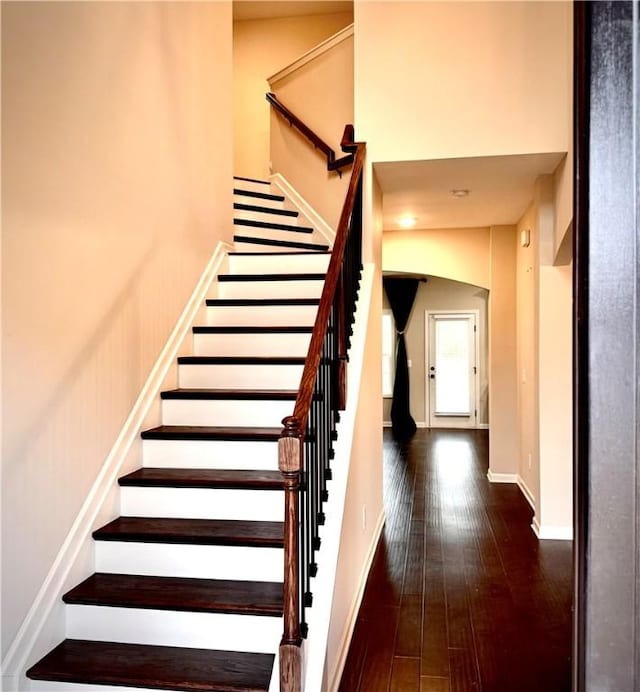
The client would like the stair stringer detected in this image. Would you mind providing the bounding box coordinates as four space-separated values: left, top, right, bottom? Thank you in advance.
269 173 335 247
1 241 233 692
297 264 386 692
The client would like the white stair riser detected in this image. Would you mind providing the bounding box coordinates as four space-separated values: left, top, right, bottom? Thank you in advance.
234 209 299 224
142 439 278 470
227 253 329 275
233 192 283 210
95 542 283 582
179 363 303 390
217 280 323 300
233 179 273 194
206 304 317 327
120 486 283 521
65 605 281 654
193 332 311 357
233 241 319 254
161 398 293 427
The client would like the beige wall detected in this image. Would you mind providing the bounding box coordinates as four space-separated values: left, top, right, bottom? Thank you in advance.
489 226 519 476
355 1 571 164
233 12 353 179
1 1 233 655
516 202 540 502
383 227 491 289
516 176 573 532
269 31 353 229
383 278 489 427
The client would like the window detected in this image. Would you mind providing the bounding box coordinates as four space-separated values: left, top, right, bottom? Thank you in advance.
382 310 395 397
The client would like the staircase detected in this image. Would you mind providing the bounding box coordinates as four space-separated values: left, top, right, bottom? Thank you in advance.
26 177 332 692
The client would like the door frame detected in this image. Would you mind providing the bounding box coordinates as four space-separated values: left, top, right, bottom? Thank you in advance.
574 2 640 689
425 309 480 429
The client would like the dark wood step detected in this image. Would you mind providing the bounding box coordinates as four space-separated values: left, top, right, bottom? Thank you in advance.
234 202 298 218
206 298 319 307
234 218 313 234
63 573 284 616
228 251 330 256
233 175 270 186
218 273 324 282
160 388 298 401
193 325 313 334
27 639 274 691
234 188 284 202
93 517 284 548
177 356 306 366
141 425 281 442
233 234 329 252
119 468 285 490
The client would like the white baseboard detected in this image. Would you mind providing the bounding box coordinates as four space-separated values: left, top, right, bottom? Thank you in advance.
269 173 334 245
327 510 385 692
477 423 490 430
383 421 392 427
1 241 232 686
487 470 519 483
532 520 573 541
517 476 536 512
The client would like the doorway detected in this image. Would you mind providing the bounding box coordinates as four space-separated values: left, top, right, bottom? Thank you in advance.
426 311 479 428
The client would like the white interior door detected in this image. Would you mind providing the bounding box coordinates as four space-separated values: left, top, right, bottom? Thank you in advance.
427 312 478 428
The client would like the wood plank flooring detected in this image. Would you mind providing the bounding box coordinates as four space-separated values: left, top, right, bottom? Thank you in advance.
338 429 572 692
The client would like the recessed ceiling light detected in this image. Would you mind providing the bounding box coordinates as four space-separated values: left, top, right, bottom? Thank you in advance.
397 215 418 228
451 188 470 198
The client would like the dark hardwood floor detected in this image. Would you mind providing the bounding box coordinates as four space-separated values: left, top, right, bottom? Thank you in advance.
338 429 572 692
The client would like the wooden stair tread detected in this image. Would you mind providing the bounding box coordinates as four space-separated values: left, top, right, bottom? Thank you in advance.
206 298 319 306
63 573 284 616
177 356 306 365
228 251 330 256
160 388 298 400
93 517 284 547
234 202 298 218
141 425 281 441
233 175 270 186
193 325 313 334
233 187 284 202
233 218 313 234
218 273 324 282
27 639 274 691
119 467 284 489
233 235 329 251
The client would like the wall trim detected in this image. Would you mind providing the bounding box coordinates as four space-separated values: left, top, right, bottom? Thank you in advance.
477 423 490 430
532 519 573 541
327 510 385 692
517 476 536 512
1 241 232 685
487 470 519 483
270 173 334 245
268 24 354 86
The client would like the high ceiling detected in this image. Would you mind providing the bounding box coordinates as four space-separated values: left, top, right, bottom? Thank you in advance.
376 153 565 231
233 1 353 21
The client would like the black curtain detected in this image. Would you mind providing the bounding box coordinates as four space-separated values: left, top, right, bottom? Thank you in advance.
383 278 420 440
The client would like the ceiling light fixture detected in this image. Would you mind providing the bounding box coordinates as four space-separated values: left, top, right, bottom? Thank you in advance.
451 188 470 198
397 215 418 229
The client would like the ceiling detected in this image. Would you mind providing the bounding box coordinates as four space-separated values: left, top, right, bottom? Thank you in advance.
376 153 565 231
233 1 353 21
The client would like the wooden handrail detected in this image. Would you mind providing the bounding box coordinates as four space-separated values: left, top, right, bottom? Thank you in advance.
266 92 355 172
289 140 365 432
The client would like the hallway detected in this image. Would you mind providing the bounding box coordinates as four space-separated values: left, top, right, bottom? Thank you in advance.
338 429 572 692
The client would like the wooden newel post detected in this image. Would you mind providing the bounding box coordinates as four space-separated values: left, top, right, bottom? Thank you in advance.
279 416 303 692
337 272 348 411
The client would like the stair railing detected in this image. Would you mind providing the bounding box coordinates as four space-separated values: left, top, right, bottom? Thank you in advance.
267 93 365 692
